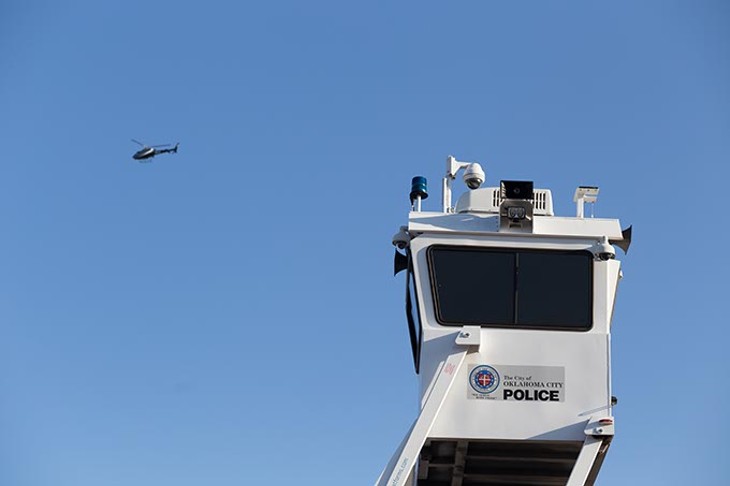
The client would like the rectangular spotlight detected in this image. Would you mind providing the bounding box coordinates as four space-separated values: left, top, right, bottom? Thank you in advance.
501 180 534 200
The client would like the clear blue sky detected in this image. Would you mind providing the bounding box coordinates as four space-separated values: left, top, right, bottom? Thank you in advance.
1 1 728 485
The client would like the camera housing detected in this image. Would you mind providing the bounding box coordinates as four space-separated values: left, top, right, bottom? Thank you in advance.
595 236 616 261
391 226 411 249
463 163 485 190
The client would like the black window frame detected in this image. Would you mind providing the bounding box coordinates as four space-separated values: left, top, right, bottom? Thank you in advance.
405 249 422 373
427 245 594 331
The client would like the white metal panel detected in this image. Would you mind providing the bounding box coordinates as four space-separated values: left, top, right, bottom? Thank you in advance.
409 211 500 234
455 186 555 216
408 211 624 240
409 233 620 443
532 216 623 239
427 332 609 440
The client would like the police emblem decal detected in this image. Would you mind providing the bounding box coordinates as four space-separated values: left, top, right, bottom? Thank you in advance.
469 365 500 394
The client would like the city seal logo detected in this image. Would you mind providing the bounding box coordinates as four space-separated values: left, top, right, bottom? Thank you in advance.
469 365 500 394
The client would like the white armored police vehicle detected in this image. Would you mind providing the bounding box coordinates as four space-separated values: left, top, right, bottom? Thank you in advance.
377 156 631 486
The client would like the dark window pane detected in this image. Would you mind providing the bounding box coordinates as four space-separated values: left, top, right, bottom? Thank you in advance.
428 246 593 330
516 252 592 328
430 248 515 325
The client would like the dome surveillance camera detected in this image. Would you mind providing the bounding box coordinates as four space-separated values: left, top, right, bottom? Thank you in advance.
463 163 485 190
391 226 411 249
595 237 615 261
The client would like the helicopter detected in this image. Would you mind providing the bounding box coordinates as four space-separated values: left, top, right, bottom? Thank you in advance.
131 139 179 161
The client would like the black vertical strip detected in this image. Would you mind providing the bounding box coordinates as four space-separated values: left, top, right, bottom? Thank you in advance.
412 267 421 375
405 252 420 374
514 252 520 324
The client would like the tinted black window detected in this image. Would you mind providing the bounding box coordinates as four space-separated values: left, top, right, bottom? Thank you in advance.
428 247 592 330
429 248 515 325
516 251 592 328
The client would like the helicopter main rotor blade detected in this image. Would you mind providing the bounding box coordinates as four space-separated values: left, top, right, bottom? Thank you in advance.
131 139 145 147
150 144 171 148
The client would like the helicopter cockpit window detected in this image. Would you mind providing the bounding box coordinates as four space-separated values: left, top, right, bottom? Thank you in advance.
428 246 592 330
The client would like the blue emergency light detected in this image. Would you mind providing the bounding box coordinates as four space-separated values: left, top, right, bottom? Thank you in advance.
410 176 428 203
